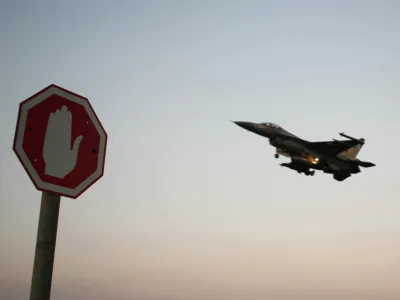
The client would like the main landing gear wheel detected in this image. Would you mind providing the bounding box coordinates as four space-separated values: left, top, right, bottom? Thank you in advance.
274 153 279 158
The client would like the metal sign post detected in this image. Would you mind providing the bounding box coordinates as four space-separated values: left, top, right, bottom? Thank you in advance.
30 192 60 300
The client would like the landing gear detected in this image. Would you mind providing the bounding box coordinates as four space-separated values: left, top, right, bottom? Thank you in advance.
274 153 279 158
304 170 315 176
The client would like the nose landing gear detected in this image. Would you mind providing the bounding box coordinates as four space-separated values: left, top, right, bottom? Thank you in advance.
274 153 279 159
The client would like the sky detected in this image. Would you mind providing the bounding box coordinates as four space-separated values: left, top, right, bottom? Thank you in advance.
1 0 400 299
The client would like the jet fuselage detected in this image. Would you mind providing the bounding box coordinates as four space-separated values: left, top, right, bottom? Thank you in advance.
232 121 373 181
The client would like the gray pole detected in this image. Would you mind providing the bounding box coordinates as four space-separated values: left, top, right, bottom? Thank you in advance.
29 192 61 300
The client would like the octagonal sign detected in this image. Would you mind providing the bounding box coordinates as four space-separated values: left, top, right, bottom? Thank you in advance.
13 84 108 199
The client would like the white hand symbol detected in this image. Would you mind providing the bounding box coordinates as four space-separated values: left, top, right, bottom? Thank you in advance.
43 105 83 179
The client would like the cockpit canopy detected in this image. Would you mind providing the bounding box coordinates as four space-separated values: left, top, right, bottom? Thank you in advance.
260 122 281 129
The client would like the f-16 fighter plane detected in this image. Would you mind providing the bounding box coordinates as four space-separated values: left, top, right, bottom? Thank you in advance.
232 121 375 181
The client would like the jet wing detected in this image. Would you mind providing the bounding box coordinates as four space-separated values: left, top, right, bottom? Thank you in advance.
308 139 361 156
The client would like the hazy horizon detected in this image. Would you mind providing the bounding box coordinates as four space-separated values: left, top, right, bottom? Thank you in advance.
1 1 400 299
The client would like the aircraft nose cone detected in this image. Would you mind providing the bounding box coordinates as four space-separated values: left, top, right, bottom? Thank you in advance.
232 121 254 131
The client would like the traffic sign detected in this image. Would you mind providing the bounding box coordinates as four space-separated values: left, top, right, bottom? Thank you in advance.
13 84 107 199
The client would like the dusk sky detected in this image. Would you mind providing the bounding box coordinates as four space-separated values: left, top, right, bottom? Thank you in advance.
1 1 400 299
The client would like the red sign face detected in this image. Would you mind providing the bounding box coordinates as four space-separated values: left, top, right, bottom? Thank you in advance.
13 84 107 199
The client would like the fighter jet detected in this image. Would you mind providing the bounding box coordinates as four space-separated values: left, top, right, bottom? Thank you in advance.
232 121 375 181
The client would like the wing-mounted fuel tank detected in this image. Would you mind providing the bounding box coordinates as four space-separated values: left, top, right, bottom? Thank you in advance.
276 148 290 157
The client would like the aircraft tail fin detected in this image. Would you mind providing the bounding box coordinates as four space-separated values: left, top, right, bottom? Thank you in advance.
337 142 364 160
336 132 365 160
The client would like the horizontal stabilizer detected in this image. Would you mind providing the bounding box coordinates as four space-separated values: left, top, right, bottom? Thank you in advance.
356 160 376 168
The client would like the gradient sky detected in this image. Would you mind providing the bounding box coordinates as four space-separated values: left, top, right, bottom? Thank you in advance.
1 1 400 299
